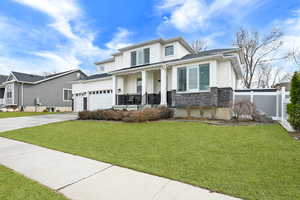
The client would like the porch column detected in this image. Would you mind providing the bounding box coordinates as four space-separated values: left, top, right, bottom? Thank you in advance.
112 75 117 106
160 65 167 106
142 71 147 105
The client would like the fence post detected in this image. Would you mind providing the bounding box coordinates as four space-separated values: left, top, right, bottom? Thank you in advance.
250 91 254 103
281 87 286 122
276 90 279 119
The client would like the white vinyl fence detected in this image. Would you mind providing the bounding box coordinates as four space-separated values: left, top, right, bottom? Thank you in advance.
233 87 294 132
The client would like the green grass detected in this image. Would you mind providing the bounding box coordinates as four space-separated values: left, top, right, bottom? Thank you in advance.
0 112 62 119
0 165 67 200
1 121 299 200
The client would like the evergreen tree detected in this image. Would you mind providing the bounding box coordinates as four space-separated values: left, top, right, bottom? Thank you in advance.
287 72 300 131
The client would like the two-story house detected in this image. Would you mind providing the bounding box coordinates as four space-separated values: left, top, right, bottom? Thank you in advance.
72 37 244 120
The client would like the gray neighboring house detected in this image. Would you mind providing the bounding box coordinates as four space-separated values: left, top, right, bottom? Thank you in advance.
0 75 8 106
2 70 86 112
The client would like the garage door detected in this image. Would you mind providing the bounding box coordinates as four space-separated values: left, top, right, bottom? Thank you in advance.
89 90 113 110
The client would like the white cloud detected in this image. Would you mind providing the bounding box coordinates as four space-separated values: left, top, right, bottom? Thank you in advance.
105 28 133 51
157 0 262 33
0 0 132 75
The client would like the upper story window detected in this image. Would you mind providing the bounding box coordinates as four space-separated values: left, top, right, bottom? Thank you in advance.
177 64 210 92
131 48 150 66
98 66 105 73
63 89 72 101
165 45 174 56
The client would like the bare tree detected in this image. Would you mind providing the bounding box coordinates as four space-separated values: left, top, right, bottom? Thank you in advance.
289 47 300 68
256 64 282 88
190 40 208 53
233 28 285 88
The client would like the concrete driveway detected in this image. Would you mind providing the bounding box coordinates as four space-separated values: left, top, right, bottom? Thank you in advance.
0 113 77 132
0 137 241 200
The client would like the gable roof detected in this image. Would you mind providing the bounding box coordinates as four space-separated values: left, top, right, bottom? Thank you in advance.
0 75 8 85
12 71 45 83
5 69 85 84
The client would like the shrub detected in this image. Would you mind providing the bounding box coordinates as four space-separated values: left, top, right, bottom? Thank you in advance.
233 100 256 121
287 72 300 131
78 107 173 122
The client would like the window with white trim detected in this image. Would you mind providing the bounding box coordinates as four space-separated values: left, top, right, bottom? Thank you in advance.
177 64 210 92
131 48 150 66
63 89 72 101
165 45 174 56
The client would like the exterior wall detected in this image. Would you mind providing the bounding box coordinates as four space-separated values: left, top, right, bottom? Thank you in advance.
96 61 115 74
217 60 237 89
72 78 112 94
123 73 140 94
173 87 233 108
23 106 72 112
96 41 191 73
22 72 85 107
161 41 190 62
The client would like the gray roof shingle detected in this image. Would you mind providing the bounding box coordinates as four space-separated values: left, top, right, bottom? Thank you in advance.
0 75 8 85
12 71 45 82
82 73 112 81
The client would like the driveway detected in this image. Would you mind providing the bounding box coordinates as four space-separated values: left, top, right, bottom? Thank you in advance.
0 137 241 200
0 113 77 132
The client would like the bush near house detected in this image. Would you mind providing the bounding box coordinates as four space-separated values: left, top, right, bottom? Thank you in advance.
78 107 173 122
287 72 300 131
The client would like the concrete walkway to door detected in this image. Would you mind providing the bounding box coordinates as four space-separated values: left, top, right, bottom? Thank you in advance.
0 113 77 132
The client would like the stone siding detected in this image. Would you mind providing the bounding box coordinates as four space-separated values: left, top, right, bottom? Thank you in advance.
174 87 233 108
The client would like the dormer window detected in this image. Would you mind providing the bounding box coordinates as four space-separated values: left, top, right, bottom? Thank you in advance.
165 45 174 56
131 48 150 66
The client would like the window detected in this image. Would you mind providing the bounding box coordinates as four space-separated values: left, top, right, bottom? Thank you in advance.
131 48 150 66
98 66 105 72
177 64 210 92
63 89 72 101
165 45 174 56
7 91 12 99
137 78 142 94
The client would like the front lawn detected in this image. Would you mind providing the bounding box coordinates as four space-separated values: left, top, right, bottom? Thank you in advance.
0 165 67 200
0 121 299 200
0 112 61 119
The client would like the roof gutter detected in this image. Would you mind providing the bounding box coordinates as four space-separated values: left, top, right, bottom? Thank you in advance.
71 76 112 84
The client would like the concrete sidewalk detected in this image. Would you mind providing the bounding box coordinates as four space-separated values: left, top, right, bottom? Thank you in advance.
0 113 77 132
0 137 241 200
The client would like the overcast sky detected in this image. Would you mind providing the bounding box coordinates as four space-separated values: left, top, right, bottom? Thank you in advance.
0 0 299 75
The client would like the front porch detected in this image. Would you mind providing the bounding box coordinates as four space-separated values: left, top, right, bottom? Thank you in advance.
112 66 172 108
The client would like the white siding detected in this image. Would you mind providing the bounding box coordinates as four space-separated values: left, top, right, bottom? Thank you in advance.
217 60 237 89
72 79 112 93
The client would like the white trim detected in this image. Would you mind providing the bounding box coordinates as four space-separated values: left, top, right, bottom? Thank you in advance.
63 88 72 102
176 63 210 93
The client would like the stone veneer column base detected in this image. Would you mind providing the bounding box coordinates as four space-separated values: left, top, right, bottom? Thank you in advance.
174 107 232 121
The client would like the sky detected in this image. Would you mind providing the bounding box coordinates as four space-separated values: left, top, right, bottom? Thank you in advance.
0 0 299 75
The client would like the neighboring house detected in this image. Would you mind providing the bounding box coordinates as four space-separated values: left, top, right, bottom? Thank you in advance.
0 75 8 106
72 37 244 120
274 74 292 91
2 70 86 112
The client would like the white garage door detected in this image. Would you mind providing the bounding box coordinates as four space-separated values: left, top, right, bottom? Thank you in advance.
89 90 112 110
